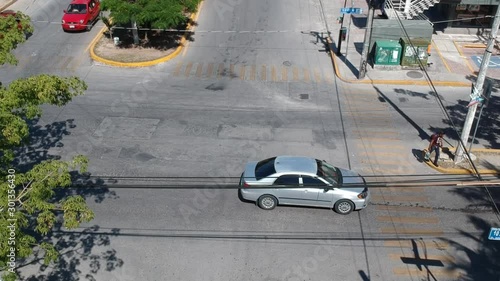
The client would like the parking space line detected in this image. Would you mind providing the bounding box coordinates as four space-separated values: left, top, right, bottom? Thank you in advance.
195 63 203 78
249 65 256 80
261 65 267 81
380 227 443 235
184 62 193 77
384 240 448 249
239 65 246 80
377 216 440 224
206 63 214 78
173 62 183 76
230 64 235 78
271 65 277 81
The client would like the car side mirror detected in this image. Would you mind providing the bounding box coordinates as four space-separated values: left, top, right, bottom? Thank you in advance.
323 187 331 192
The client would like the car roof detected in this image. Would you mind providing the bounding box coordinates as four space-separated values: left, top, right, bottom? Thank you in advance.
274 156 317 174
69 0 90 4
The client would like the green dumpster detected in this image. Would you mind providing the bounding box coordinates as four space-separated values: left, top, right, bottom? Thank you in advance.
373 40 402 65
399 38 430 67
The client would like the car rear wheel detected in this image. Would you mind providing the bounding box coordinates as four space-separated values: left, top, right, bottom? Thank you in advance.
334 199 354 215
258 195 277 210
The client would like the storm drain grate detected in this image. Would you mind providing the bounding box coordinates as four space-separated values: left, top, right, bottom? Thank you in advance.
300 94 309 100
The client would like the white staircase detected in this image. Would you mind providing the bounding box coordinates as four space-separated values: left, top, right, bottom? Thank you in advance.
383 0 440 20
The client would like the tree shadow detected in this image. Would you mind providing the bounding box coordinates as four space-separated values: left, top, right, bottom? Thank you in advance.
12 118 74 173
440 215 500 281
21 225 123 281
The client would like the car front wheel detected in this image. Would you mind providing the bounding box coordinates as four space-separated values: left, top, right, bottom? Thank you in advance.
334 199 354 215
258 195 277 210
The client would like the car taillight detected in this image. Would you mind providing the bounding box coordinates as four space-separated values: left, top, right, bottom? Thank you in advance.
357 192 367 199
243 182 250 187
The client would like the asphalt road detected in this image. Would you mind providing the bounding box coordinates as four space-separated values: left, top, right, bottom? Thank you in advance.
2 0 499 280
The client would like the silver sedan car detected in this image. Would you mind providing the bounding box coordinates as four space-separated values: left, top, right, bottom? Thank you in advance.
239 156 370 215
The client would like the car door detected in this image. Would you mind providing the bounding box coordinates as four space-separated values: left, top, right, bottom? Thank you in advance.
272 175 301 205
88 0 98 20
301 175 327 207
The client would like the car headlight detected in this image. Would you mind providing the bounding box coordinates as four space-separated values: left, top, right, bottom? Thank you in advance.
62 20 65 24
79 20 84 24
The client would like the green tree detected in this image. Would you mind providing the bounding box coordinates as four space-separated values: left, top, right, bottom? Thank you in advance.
1 13 93 281
0 11 34 65
101 0 201 45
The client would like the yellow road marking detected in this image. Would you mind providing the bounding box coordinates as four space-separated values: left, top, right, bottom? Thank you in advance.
313 68 321 83
380 227 443 235
173 62 183 76
393 268 461 277
230 64 235 78
371 195 428 202
384 240 448 249
206 63 214 78
375 205 433 212
432 40 451 73
195 63 203 78
281 66 288 81
453 41 475 73
261 65 267 81
292 67 299 81
388 253 454 262
182 42 189 57
271 65 277 81
217 63 224 79
250 65 256 80
377 216 440 224
184 62 193 77
303 68 310 83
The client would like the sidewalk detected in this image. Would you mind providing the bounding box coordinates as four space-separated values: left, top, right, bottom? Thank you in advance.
322 0 500 88
0 0 15 11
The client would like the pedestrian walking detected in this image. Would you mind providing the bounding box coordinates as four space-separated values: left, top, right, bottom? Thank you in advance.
427 131 444 166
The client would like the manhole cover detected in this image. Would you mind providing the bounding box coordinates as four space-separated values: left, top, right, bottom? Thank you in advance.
407 71 424 79
300 94 309 100
283 61 292 66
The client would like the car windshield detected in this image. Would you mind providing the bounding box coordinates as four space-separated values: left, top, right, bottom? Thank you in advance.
67 4 87 14
316 160 340 185
255 157 277 180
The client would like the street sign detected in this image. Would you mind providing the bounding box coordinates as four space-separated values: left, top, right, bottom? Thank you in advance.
488 227 500 240
340 7 363 14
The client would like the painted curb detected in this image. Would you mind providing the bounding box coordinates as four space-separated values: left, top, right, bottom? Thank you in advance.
328 38 472 87
89 1 203 67
424 147 500 174
0 0 16 11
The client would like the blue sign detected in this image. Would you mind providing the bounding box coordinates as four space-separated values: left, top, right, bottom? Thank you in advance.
340 7 363 14
471 56 500 68
488 227 500 240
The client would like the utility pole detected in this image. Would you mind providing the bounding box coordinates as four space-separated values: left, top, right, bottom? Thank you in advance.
358 0 375 79
455 6 500 164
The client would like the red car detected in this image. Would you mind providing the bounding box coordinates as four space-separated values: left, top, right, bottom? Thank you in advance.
61 0 100 31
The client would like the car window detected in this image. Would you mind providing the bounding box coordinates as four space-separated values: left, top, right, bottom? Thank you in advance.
67 4 87 14
255 157 276 180
302 176 327 187
273 175 299 186
316 160 339 184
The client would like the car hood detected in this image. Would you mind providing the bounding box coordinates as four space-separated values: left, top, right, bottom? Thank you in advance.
62 13 86 22
338 168 366 192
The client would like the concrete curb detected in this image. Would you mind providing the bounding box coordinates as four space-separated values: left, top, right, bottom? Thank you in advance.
327 39 472 87
0 0 16 11
89 1 203 68
424 147 500 174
